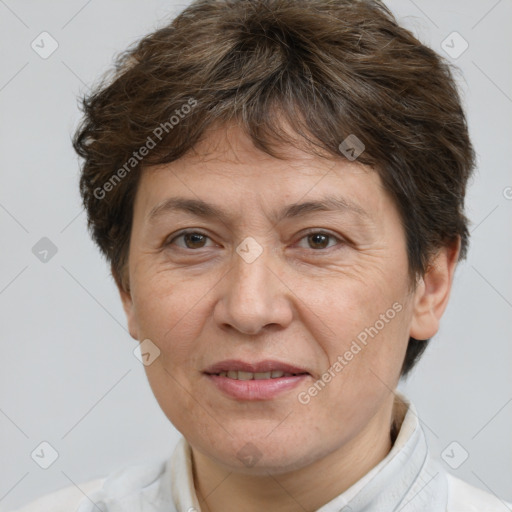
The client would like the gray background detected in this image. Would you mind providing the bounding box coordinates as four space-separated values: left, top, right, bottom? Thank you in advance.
0 0 511 509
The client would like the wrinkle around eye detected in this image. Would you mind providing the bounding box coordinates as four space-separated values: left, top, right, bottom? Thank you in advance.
162 229 351 255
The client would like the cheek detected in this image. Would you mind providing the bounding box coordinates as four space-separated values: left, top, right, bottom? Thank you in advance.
323 276 404 343
130 272 210 433
315 278 411 397
130 269 209 365
300 308 410 449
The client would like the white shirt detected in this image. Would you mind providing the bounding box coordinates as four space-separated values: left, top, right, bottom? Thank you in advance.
11 393 511 512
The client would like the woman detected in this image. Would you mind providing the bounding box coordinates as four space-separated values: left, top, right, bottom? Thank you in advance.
13 0 511 510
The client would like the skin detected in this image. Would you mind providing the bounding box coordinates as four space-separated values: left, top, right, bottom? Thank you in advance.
117 122 459 512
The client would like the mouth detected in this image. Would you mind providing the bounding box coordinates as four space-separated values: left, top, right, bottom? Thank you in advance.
209 370 308 380
203 359 311 400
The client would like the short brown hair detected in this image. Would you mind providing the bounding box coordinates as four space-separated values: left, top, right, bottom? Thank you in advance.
73 0 475 377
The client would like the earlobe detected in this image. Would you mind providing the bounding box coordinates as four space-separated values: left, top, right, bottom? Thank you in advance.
409 238 461 341
112 264 139 341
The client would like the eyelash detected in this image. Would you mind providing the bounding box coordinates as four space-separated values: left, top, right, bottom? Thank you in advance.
165 229 345 252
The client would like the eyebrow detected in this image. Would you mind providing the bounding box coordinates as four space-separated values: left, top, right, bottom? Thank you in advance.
147 195 370 225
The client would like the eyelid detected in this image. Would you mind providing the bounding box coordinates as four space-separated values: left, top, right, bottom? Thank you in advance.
165 229 213 247
165 228 347 251
295 229 346 249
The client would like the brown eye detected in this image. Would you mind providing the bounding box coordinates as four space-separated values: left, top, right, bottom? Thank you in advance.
308 233 330 249
297 231 343 251
167 231 212 249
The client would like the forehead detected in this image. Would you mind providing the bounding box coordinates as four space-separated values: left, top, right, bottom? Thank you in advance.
134 123 394 226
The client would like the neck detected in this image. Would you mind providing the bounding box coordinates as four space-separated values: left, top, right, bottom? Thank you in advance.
192 394 401 512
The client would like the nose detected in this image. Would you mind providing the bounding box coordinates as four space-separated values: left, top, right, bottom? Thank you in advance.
213 243 293 336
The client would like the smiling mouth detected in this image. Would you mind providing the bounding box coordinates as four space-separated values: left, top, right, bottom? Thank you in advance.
210 370 308 380
204 370 310 400
203 359 311 378
203 359 311 400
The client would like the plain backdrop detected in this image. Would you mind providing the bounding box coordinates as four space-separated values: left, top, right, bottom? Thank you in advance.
0 0 511 509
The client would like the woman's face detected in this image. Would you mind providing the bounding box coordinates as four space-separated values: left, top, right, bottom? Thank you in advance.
119 124 432 475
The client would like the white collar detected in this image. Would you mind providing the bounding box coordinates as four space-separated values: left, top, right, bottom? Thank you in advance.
85 392 448 511
167 392 448 512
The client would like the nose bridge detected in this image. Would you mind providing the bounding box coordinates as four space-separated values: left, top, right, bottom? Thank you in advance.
234 236 269 294
216 236 291 334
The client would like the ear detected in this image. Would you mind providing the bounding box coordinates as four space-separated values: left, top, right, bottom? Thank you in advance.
112 264 139 341
409 238 461 340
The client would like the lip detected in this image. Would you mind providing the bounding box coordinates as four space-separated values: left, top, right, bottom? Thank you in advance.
205 373 309 400
203 359 311 401
203 359 310 375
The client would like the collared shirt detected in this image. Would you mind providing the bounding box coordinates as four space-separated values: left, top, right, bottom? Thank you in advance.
12 393 512 512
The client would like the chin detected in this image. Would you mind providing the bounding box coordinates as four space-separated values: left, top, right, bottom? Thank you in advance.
198 434 323 476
